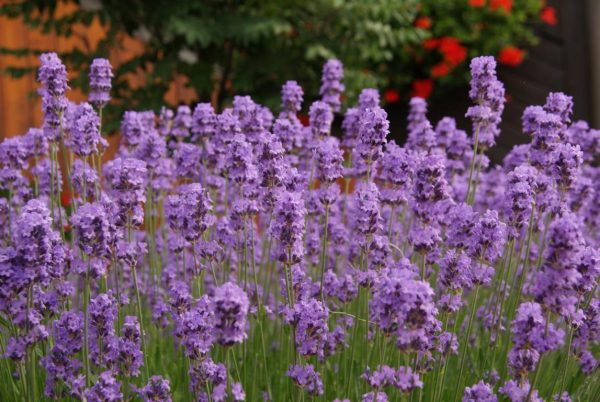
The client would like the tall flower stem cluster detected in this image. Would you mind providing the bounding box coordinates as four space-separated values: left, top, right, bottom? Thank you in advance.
1 52 600 402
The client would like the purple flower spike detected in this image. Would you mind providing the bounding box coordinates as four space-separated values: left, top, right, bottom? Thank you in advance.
68 102 102 157
462 380 497 402
499 380 542 402
83 370 123 402
548 143 583 191
89 58 113 108
412 153 451 222
158 107 174 137
320 59 345 112
71 202 110 258
358 88 380 110
544 92 573 125
104 157 147 226
175 295 216 359
316 136 344 184
0 136 29 169
121 111 145 147
213 282 249 346
39 53 69 141
172 105 193 139
282 80 304 113
467 56 505 150
354 182 381 237
173 143 202 179
309 100 334 138
362 365 422 394
508 302 564 380
468 210 507 264
90 292 117 339
192 103 217 142
134 131 166 170
167 183 213 242
232 382 246 401
138 376 172 402
225 134 257 184
270 190 306 265
13 199 56 283
287 364 324 396
370 268 439 352
379 142 415 206
358 106 390 165
290 298 329 358
38 52 68 98
23 127 49 157
407 97 428 134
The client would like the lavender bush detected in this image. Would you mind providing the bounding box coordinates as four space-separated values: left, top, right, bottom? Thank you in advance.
0 53 599 402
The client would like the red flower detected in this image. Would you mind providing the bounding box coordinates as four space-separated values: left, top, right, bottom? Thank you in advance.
298 114 309 127
431 62 450 78
438 37 467 67
414 16 431 29
422 38 439 50
498 46 524 66
540 6 558 26
468 0 486 6
411 79 434 99
61 190 72 207
384 88 400 104
489 0 513 13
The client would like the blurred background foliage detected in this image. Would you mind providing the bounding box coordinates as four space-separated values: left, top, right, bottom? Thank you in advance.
0 0 551 133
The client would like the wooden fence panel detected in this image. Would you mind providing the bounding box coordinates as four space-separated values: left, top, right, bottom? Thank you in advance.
0 2 195 140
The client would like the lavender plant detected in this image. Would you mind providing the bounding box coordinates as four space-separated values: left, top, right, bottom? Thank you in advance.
1 52 600 402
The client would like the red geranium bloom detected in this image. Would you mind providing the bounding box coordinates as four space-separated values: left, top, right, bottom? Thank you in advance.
298 114 309 127
422 38 439 50
411 79 434 99
414 16 431 29
540 6 558 26
468 0 486 6
384 88 400 104
489 0 513 13
61 190 72 207
438 37 467 67
498 46 524 66
431 62 450 78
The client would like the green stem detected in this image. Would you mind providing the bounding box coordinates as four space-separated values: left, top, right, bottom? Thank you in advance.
250 223 272 398
131 263 150 381
557 321 576 398
488 238 514 369
465 123 481 204
319 204 330 302
467 148 484 205
26 286 36 402
453 285 480 402
83 259 91 387
509 203 537 322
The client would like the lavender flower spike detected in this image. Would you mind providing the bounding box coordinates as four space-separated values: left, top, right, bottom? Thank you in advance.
320 59 345 112
89 58 113 109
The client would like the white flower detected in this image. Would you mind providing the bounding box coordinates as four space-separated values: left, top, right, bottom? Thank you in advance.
178 48 198 65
